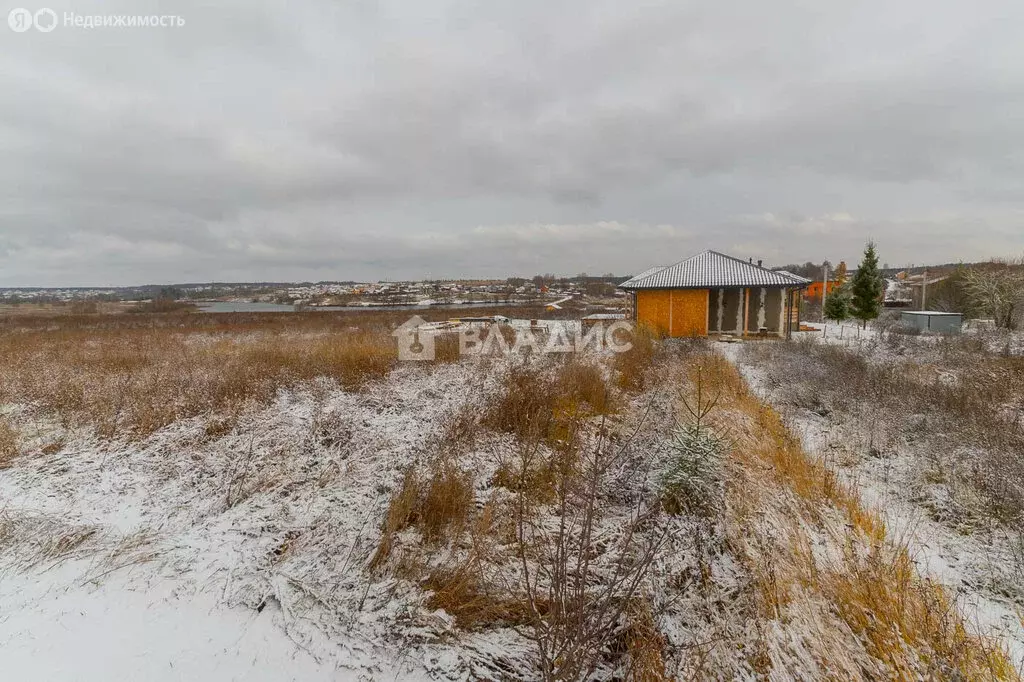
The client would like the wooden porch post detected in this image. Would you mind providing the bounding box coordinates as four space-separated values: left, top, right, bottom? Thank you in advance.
778 288 787 338
743 287 750 337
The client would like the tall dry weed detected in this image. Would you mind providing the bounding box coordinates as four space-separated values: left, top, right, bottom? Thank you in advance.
0 419 19 468
700 355 1016 679
0 327 397 438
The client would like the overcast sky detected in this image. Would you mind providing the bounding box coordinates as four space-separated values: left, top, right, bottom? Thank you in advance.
2 0 1023 286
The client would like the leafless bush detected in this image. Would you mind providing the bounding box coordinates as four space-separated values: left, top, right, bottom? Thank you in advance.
963 260 1024 330
511 413 667 681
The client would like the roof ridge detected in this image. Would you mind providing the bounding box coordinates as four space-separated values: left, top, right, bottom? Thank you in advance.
707 249 778 273
660 250 708 271
618 249 809 290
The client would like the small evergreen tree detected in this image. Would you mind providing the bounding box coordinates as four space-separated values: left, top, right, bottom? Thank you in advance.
823 283 851 321
850 241 884 327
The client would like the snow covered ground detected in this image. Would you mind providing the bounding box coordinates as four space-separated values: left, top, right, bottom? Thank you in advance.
0 362 486 681
0 351 687 681
723 337 1024 669
4 323 1020 680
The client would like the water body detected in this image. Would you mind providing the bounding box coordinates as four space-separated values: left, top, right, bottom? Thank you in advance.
196 300 527 314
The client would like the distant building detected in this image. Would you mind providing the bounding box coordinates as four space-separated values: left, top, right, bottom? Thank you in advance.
884 278 914 307
900 311 963 334
618 251 810 338
581 312 626 333
804 279 839 301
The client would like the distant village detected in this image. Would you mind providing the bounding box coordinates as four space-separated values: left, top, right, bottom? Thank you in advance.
0 274 627 308
0 259 1014 324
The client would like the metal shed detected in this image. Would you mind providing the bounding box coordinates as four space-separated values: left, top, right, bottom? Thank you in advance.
900 311 963 334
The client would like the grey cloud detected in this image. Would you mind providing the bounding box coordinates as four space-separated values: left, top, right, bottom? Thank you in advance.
1 0 1023 286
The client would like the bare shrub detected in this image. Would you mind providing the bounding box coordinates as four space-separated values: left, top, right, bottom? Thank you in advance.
964 260 1024 330
511 417 667 681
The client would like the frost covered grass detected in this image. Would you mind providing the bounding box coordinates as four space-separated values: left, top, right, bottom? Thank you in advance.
698 353 1016 679
1 309 1017 680
0 418 19 468
0 324 398 438
746 335 1024 525
612 323 663 392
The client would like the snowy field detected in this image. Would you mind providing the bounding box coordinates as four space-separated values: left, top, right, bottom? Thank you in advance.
1 313 1020 680
731 324 1024 669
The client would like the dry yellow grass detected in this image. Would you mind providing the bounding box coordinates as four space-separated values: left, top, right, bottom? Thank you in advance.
419 502 537 629
368 467 421 572
698 354 884 540
369 459 477 571
613 323 662 392
482 359 614 443
0 327 397 438
623 602 673 682
0 419 20 468
419 462 475 542
694 354 1018 680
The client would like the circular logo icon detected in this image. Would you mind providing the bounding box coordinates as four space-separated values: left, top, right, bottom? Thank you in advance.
7 7 33 32
34 8 57 32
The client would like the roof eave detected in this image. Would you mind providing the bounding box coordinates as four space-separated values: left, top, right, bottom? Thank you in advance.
621 283 807 291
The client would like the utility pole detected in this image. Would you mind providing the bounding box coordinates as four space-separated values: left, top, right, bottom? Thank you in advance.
821 263 829 321
921 268 928 310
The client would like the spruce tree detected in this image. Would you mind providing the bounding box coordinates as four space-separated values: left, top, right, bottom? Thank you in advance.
850 241 884 327
823 283 850 321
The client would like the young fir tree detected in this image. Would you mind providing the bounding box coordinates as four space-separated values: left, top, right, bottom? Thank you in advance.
850 241 884 327
823 283 851 321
